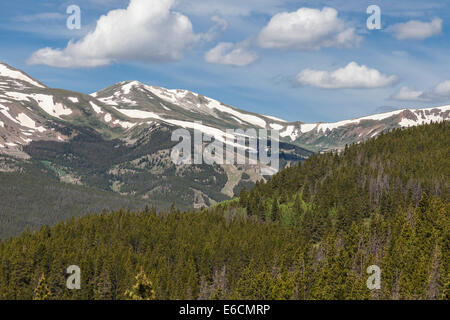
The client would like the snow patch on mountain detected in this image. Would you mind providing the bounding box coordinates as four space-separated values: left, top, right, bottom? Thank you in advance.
399 107 449 127
30 94 72 119
265 115 286 123
280 125 299 140
2 92 73 119
0 63 45 88
299 123 318 134
205 98 266 128
162 119 254 151
98 97 119 106
112 119 135 129
0 107 20 124
90 101 103 114
270 123 284 130
160 103 170 111
114 108 161 119
104 113 112 122
16 113 46 132
146 86 193 106
121 81 141 95
4 92 31 101
5 142 17 147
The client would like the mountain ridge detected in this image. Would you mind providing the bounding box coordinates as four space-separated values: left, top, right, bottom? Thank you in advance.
1 62 449 157
0 62 311 214
0 61 449 208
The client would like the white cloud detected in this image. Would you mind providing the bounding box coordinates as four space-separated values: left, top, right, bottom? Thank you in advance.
392 86 426 101
393 80 450 102
205 42 258 66
257 7 361 50
433 80 450 96
210 16 229 32
27 0 198 67
389 18 442 40
296 62 398 89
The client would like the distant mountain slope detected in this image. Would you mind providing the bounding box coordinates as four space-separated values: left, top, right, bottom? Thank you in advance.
283 106 450 152
0 155 150 239
91 80 283 130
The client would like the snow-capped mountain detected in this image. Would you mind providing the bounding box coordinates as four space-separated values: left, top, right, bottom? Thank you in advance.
0 63 141 157
281 106 450 152
0 63 310 207
90 80 450 152
0 62 449 208
91 80 283 132
1 62 449 158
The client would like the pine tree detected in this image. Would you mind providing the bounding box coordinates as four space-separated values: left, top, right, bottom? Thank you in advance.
33 273 52 300
294 194 303 216
124 267 156 300
239 188 249 209
271 198 279 222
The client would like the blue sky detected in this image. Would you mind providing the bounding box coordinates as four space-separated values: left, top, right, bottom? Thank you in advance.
1 0 450 122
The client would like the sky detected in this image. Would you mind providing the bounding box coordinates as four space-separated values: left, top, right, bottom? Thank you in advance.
1 0 450 123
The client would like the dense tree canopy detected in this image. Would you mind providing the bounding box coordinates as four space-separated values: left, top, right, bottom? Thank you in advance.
0 122 448 300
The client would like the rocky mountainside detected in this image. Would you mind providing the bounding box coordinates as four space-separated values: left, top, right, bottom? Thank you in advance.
0 63 310 211
283 106 450 152
92 80 449 152
1 62 449 209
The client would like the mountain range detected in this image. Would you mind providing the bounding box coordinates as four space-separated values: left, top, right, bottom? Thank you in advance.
2 62 449 156
0 61 449 237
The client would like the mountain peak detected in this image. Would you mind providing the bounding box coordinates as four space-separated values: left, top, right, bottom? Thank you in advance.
91 80 277 129
0 62 46 89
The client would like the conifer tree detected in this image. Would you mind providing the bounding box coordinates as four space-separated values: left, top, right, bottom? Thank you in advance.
271 198 279 222
33 273 52 300
239 188 249 209
124 267 156 300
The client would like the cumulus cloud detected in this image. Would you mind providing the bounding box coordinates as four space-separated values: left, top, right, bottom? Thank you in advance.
205 42 258 66
433 80 450 96
27 0 199 67
257 7 361 50
392 86 427 102
210 16 229 32
389 18 442 40
392 81 450 102
296 62 398 89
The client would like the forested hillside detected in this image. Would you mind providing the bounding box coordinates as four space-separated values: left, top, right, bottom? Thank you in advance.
0 122 448 300
239 121 449 236
0 156 154 239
